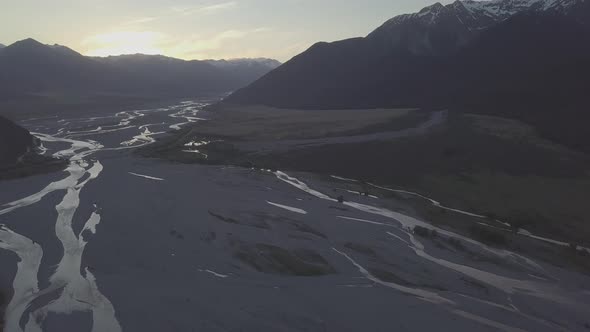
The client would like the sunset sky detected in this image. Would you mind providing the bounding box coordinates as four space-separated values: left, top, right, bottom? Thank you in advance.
1 0 455 61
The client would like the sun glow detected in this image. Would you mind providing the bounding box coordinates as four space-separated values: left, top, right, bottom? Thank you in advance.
82 31 165 56
80 29 272 60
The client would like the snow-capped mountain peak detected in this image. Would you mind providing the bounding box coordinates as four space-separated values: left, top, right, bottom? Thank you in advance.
460 0 579 19
367 0 583 55
383 0 579 27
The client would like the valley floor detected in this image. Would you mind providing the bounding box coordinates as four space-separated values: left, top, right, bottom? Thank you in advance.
146 103 590 250
1 100 589 332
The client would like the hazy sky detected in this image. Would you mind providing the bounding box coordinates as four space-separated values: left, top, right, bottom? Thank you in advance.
0 0 455 61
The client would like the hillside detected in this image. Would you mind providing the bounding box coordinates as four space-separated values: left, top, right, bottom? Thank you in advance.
0 116 35 166
0 39 279 118
0 116 66 179
94 54 280 97
226 0 590 152
149 0 590 246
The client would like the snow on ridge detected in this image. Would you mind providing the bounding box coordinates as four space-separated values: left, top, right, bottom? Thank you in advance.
384 0 578 27
460 0 578 18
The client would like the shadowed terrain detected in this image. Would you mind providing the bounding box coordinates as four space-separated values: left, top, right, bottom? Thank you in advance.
0 99 588 332
144 103 590 248
0 116 65 180
0 39 279 119
3 0 590 331
228 1 590 153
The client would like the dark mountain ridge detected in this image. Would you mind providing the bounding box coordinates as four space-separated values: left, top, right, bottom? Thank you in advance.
0 38 116 99
0 115 69 180
93 54 280 97
0 116 35 166
0 39 280 105
226 0 590 151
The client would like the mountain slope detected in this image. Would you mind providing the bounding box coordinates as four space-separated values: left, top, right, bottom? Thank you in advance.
95 54 279 96
226 0 590 151
229 0 590 108
0 38 121 99
0 39 280 105
366 0 585 55
0 116 35 167
0 115 68 179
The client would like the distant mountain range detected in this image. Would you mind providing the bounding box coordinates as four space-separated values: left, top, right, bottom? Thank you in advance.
227 0 590 151
203 58 281 70
0 38 280 103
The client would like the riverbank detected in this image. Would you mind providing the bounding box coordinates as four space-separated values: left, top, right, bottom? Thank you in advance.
142 103 590 249
0 95 216 121
3 99 590 331
0 156 67 181
0 116 68 181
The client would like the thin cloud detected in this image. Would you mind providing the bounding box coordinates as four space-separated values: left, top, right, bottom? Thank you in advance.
122 17 157 26
167 27 267 58
118 2 238 28
171 1 238 16
82 31 167 57
200 1 238 13
81 26 272 60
